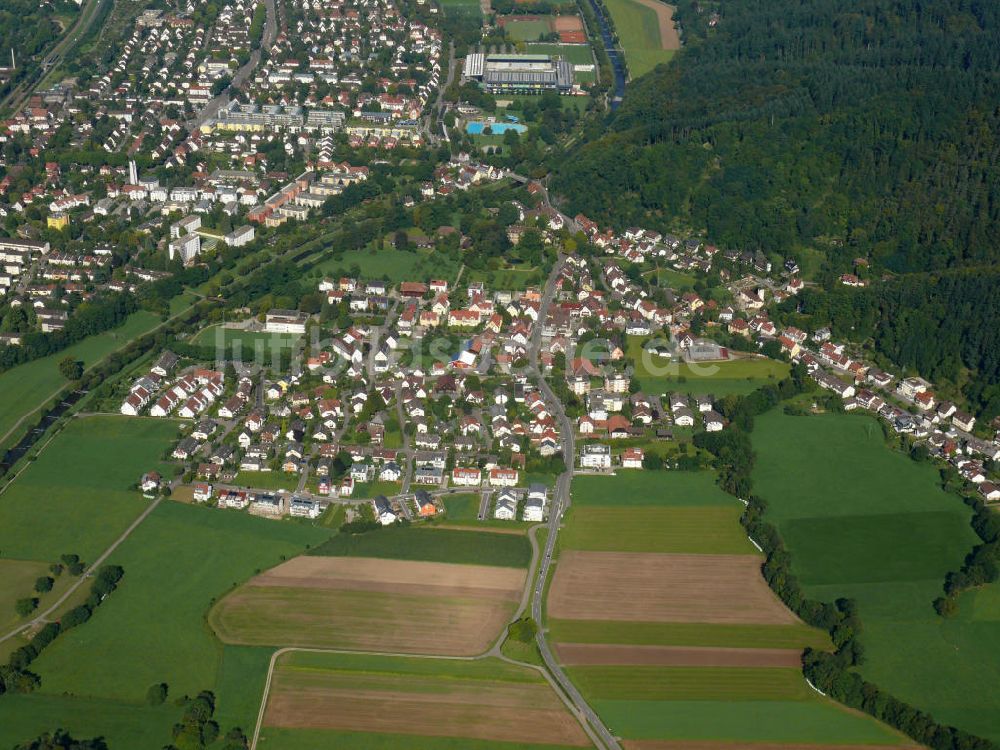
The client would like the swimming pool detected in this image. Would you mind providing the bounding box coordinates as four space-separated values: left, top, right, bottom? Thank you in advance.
466 121 528 135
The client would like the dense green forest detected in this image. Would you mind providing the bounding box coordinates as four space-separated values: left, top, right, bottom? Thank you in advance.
553 0 1000 274
776 268 1000 418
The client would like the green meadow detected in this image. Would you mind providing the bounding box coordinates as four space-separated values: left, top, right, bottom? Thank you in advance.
308 525 531 568
570 469 736 507
592 699 906 744
561 505 755 554
604 0 676 77
753 410 1000 742
0 502 328 748
0 310 165 448
627 336 789 396
0 415 181 562
548 619 831 649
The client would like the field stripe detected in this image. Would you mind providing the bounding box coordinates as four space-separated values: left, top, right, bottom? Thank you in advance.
556 643 803 667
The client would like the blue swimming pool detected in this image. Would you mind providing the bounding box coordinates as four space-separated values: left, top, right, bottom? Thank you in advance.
466 121 528 135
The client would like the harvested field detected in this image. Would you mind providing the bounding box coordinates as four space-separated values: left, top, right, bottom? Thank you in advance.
253 555 524 594
547 551 798 625
210 557 524 655
624 744 922 750
264 656 590 746
555 643 803 668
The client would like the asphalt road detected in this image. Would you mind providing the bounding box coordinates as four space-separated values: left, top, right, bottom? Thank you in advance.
527 258 623 750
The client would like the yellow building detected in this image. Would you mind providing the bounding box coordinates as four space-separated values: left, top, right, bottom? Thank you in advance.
47 213 70 230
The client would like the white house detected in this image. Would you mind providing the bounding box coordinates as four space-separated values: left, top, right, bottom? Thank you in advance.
523 484 546 522
494 490 517 520
373 496 397 525
580 443 611 470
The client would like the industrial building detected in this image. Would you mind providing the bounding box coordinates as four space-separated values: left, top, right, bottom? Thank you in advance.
463 53 574 94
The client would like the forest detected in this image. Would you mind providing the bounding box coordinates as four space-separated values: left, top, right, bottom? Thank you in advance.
552 0 1000 275
776 268 1000 418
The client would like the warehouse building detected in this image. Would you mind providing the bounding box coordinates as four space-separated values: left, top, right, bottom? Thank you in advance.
463 53 574 94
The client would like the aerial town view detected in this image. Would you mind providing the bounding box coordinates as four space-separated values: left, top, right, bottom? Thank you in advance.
0 0 997 748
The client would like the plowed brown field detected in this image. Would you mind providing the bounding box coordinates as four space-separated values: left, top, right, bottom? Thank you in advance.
547 551 799 624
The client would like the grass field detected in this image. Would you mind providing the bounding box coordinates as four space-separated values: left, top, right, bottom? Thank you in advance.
549 619 831 649
627 336 789 396
314 244 462 284
605 0 677 78
32 502 325 699
525 42 595 65
191 325 302 356
18 502 325 740
570 470 735 507
0 416 181 562
569 665 813 701
753 410 1000 742
443 492 482 520
258 651 589 748
593 700 908 745
308 525 532 567
0 559 54 634
438 0 481 16
0 694 180 750
0 309 164 448
231 469 301 491
503 17 553 41
561 506 755 554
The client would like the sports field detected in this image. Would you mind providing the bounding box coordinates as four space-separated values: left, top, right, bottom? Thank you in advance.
525 43 595 65
191 324 302 357
211 556 524 655
0 309 163 448
0 415 181 562
547 469 907 746
438 0 481 16
258 652 589 748
502 16 553 41
626 337 789 395
753 410 1000 743
605 0 679 77
314 244 462 284
0 501 325 747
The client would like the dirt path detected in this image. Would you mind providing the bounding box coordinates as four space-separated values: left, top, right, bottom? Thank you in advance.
633 0 680 50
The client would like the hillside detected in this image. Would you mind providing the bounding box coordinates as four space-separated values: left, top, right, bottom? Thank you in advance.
553 0 1000 274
